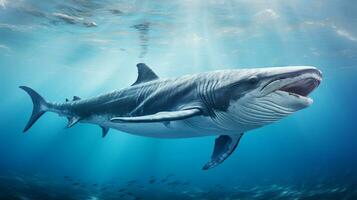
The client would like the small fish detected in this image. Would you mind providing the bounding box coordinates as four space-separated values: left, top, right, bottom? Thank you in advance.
72 182 80 186
109 9 123 15
83 21 97 28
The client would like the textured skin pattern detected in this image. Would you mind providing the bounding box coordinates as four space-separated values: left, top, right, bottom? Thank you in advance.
21 64 321 169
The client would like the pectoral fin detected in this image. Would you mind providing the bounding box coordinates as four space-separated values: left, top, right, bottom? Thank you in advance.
67 116 81 128
202 134 244 170
110 108 202 123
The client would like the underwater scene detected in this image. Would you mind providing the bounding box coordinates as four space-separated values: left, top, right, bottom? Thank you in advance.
1 0 357 199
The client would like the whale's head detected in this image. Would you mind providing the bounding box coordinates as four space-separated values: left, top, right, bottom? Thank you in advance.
211 66 322 131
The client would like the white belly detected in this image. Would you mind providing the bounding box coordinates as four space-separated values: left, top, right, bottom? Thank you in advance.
84 115 230 138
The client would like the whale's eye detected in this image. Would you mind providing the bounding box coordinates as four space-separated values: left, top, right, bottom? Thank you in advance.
248 76 258 84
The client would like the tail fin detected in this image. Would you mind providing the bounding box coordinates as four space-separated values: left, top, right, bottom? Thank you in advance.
19 86 48 132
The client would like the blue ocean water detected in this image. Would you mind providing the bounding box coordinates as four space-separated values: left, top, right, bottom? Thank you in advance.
0 0 357 199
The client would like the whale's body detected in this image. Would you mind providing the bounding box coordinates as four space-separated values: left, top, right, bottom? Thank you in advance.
21 63 322 170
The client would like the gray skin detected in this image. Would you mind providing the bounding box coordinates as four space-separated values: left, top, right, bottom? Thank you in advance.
20 63 322 170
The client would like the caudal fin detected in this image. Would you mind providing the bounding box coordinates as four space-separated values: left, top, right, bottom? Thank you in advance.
19 86 48 132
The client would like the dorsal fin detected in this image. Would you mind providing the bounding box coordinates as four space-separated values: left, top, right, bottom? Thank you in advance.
131 63 159 86
73 96 81 101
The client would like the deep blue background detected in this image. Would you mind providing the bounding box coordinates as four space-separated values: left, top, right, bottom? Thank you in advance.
0 0 356 195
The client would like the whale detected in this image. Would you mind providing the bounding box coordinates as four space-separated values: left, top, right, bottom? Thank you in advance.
20 63 322 170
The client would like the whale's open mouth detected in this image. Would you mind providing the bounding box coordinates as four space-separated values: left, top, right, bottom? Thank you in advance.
261 68 322 102
278 76 321 99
